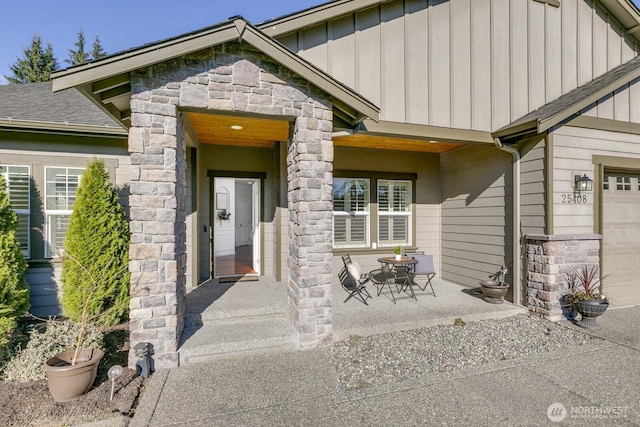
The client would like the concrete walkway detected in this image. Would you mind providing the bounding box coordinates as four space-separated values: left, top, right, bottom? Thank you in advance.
130 306 640 426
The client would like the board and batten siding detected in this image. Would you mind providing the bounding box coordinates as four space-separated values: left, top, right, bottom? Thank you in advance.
277 0 639 131
440 145 513 288
552 126 640 235
581 77 640 123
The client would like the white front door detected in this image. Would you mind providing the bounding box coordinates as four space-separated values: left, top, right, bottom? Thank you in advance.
236 198 252 246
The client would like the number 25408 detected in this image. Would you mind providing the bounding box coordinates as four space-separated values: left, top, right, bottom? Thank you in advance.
561 194 587 204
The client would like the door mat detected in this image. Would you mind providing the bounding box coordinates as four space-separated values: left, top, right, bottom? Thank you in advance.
219 276 259 283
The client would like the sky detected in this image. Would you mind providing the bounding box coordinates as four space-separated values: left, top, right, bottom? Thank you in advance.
0 0 326 84
3 1 640 85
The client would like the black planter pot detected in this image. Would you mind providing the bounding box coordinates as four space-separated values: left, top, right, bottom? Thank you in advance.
573 299 609 331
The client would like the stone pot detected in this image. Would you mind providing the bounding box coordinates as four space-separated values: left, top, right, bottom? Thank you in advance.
44 348 104 402
479 280 510 304
573 299 609 331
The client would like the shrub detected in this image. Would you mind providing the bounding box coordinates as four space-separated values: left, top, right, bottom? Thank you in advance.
61 159 130 327
2 319 103 381
0 175 30 350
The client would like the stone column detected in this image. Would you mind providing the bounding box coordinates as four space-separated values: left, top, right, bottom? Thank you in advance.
127 83 187 369
526 234 601 321
287 100 334 349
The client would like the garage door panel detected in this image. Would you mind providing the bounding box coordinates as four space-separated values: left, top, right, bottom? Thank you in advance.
603 173 640 307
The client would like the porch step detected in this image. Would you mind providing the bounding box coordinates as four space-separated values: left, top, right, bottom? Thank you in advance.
178 315 298 366
184 305 287 329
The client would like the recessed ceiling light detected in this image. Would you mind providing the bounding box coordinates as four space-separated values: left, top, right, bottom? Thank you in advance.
230 125 243 130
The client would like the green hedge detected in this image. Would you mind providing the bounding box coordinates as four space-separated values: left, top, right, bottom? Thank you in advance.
0 175 30 349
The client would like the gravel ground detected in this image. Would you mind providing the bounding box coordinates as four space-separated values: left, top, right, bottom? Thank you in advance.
326 314 600 390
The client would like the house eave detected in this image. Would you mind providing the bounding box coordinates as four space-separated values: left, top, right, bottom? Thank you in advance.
0 118 128 138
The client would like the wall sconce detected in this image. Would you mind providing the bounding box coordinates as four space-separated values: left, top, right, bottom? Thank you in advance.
574 174 593 192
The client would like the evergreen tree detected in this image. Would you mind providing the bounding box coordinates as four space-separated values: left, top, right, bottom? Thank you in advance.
91 36 107 61
0 176 30 348
66 29 90 66
6 34 58 84
61 160 130 327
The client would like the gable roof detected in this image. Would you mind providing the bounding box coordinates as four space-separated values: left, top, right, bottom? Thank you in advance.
52 18 379 128
493 54 640 139
0 82 125 136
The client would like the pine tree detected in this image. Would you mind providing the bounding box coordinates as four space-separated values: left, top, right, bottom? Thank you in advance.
6 34 58 84
66 29 90 66
91 36 107 60
61 160 130 327
0 176 30 348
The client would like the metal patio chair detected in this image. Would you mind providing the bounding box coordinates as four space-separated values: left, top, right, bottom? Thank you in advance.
404 252 436 297
339 254 373 305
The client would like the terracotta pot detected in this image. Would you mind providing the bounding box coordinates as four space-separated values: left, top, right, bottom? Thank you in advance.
479 280 509 304
44 348 104 402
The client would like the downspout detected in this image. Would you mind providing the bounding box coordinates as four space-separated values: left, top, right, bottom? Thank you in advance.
494 138 522 307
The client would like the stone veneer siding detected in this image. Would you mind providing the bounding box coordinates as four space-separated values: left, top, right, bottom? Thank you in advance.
526 234 602 321
127 42 334 369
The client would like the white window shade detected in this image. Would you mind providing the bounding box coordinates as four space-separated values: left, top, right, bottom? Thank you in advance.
0 165 30 257
44 167 83 258
378 180 412 246
333 178 370 247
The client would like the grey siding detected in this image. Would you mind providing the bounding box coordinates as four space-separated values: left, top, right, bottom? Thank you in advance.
0 133 130 316
520 136 548 235
331 146 441 277
581 78 640 123
278 0 640 131
552 126 640 235
440 145 513 288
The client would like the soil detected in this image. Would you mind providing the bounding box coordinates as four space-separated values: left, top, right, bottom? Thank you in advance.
0 325 148 427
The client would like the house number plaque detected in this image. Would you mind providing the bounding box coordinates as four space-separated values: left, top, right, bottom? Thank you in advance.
561 194 588 204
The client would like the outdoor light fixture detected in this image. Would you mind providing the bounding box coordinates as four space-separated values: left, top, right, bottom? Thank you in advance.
230 125 243 130
574 174 593 192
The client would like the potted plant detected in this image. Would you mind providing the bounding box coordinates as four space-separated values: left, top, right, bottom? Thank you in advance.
43 256 106 402
43 159 130 402
217 208 231 222
393 246 402 261
564 265 609 330
479 266 510 304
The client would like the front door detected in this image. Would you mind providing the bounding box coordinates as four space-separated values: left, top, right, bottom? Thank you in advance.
212 177 261 278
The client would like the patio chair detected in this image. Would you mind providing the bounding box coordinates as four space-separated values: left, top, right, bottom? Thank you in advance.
369 267 396 303
404 252 436 297
339 254 372 305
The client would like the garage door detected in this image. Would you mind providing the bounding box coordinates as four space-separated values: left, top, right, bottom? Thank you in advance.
602 173 640 306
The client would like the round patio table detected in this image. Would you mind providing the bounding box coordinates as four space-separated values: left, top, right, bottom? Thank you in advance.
376 257 418 300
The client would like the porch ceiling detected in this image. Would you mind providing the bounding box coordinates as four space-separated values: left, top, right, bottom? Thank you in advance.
185 112 291 148
333 133 464 153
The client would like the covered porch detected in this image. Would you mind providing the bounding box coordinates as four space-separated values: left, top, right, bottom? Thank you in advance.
178 276 524 365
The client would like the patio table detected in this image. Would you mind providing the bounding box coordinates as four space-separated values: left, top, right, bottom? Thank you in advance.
376 257 418 300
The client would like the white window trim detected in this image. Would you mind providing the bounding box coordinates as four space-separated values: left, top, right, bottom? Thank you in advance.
332 178 370 249
377 179 413 248
44 166 84 258
0 165 31 258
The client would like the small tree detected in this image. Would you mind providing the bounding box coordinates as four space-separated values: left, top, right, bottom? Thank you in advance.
0 175 30 348
6 34 58 84
66 29 90 66
61 159 129 327
91 36 107 61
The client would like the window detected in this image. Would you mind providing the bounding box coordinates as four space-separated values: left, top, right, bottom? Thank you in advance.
332 176 413 249
616 176 631 191
603 175 610 191
333 178 370 247
45 167 83 257
0 165 30 257
378 180 412 246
